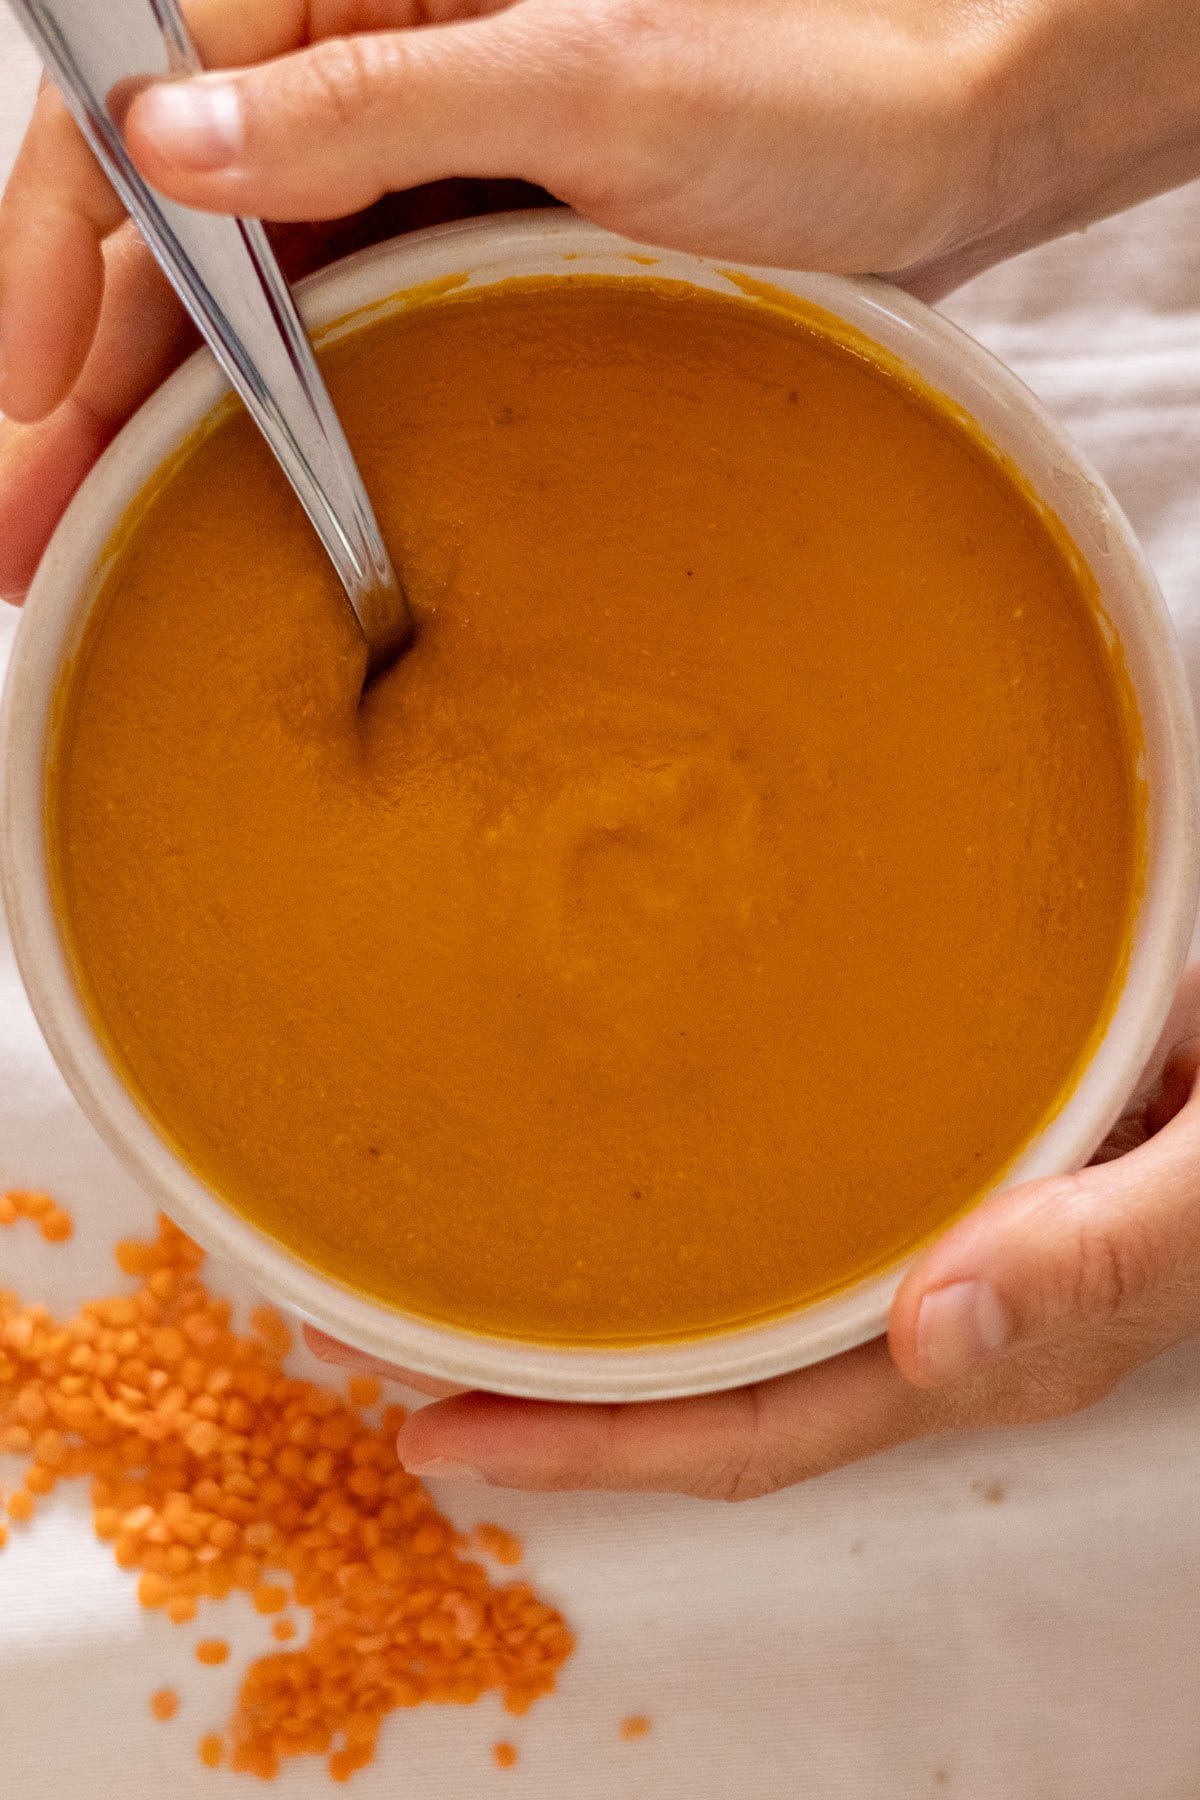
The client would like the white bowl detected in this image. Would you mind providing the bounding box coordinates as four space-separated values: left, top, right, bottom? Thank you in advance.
3 212 1197 1402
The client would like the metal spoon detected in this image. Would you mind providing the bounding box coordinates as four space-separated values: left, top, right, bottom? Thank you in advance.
7 0 413 679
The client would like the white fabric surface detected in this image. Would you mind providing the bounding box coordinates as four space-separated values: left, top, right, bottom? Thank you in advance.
4 23 1200 1798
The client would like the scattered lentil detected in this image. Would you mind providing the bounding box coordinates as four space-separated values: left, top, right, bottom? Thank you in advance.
493 1741 519 1768
199 1732 226 1769
620 1715 652 1740
150 1687 180 1722
476 1523 523 1567
4 1190 53 1222
196 1639 230 1666
0 1197 575 1782
39 1207 74 1244
252 1583 289 1615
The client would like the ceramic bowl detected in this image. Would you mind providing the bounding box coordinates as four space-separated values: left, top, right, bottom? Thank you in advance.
3 212 1197 1400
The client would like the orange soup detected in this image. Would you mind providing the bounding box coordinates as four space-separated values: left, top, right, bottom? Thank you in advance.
50 276 1140 1344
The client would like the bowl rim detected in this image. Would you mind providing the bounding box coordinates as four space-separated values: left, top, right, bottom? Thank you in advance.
3 208 1197 1401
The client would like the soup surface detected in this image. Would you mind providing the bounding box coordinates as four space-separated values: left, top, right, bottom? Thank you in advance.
52 276 1140 1344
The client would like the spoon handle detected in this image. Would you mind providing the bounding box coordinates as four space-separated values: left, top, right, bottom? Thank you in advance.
7 0 410 670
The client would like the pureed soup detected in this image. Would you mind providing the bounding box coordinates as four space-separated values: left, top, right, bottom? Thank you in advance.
49 275 1141 1346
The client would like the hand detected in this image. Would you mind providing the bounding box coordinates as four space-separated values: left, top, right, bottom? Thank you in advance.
306 968 1200 1499
6 0 1200 599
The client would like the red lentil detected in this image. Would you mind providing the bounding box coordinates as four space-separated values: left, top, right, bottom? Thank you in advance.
476 1523 523 1567
198 1732 226 1769
0 1198 574 1782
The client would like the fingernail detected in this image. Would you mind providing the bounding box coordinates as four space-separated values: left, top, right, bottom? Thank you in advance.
403 1457 487 1483
916 1279 1008 1382
137 80 243 171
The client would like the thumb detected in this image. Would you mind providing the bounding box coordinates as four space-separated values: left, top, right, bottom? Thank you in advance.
889 1033 1200 1389
124 5 594 221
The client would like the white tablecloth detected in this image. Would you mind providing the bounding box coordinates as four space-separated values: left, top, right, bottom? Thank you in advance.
4 25 1200 1799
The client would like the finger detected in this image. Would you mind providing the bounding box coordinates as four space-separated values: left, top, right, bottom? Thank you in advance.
0 226 192 603
184 0 336 65
183 0 513 67
890 1017 1200 1388
394 1338 960 1499
0 412 104 603
301 1325 465 1397
125 5 586 221
0 87 125 420
1087 967 1200 1160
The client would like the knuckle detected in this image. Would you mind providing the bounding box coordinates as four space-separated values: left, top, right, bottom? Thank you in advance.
686 1389 805 1503
287 34 405 135
1072 1219 1154 1322
1039 1174 1159 1324
690 1455 779 1504
538 3 685 206
592 0 666 54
